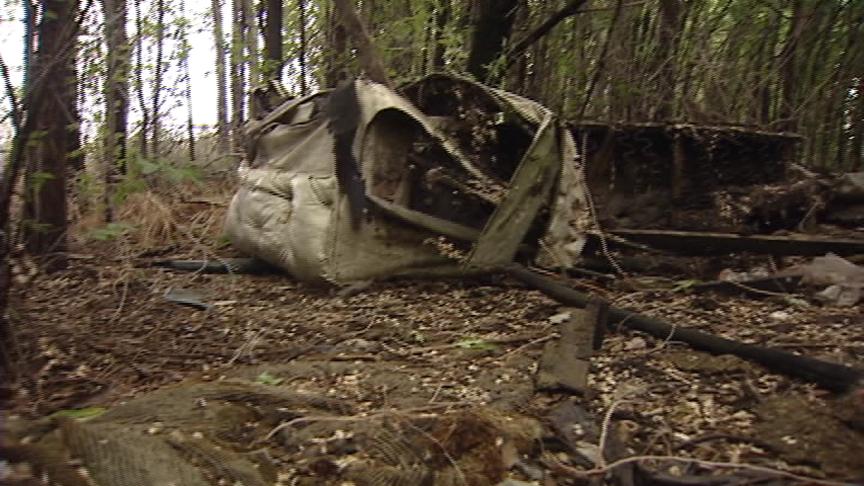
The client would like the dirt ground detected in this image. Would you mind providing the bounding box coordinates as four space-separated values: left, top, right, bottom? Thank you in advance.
3 208 864 484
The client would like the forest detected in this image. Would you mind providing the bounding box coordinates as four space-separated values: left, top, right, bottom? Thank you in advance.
1 0 864 484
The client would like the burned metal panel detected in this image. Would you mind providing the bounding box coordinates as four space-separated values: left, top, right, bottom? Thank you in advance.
573 122 801 231
467 116 560 268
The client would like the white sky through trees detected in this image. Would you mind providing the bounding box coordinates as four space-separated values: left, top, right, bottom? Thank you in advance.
0 0 223 146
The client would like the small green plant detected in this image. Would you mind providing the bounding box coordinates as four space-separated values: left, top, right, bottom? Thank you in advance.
133 155 203 186
28 171 55 197
783 296 810 308
20 219 55 234
455 337 498 351
255 371 284 386
87 222 134 241
215 233 233 249
51 406 106 420
74 171 100 202
672 279 701 293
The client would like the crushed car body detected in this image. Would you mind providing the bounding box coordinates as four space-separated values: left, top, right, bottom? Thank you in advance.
224 74 590 283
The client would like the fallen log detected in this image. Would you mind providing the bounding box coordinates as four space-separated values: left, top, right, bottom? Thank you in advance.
507 265 864 393
608 229 864 256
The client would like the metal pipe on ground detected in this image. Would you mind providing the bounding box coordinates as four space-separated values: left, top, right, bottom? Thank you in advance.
506 264 864 393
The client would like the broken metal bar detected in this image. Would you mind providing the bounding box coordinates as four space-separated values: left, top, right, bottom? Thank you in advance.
692 275 803 297
507 264 864 393
566 266 617 281
607 229 864 256
149 258 278 275
580 255 695 275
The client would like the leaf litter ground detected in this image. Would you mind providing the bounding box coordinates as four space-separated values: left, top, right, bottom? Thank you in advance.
5 236 864 484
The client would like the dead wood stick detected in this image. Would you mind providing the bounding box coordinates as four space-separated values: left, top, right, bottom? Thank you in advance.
507 264 864 393
505 0 590 64
331 0 393 89
608 229 864 256
504 0 649 66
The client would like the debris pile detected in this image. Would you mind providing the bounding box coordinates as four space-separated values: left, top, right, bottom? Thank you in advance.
5 243 864 484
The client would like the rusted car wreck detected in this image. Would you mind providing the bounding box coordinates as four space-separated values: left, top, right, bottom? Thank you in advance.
224 75 591 283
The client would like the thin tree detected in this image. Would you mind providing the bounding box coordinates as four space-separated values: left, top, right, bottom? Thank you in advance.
102 0 130 222
66 49 84 173
297 0 308 95
263 0 283 82
850 78 864 170
504 0 589 65
325 0 348 87
151 0 166 156
332 0 392 88
23 0 81 263
653 0 684 121
211 0 230 154
134 0 149 158
1 0 88 389
465 0 519 81
429 0 450 72
0 52 23 387
230 0 246 153
179 0 195 162
243 0 258 90
22 0 35 100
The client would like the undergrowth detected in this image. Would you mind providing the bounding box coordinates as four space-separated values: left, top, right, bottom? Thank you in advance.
72 174 235 257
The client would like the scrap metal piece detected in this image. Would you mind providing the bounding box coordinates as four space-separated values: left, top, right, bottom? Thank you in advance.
163 287 212 311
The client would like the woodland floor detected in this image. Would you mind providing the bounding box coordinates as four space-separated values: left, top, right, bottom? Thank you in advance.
3 197 864 485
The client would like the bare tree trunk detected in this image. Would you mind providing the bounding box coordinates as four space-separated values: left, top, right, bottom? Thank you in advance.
420 4 432 76
180 0 195 162
22 1 35 99
297 0 308 95
66 52 84 174
0 222 16 386
850 78 864 171
332 0 393 88
466 0 519 81
1 0 84 382
151 0 166 157
430 0 450 72
230 0 246 154
23 0 80 266
361 0 376 33
243 0 258 90
758 14 779 126
211 0 230 154
654 0 684 121
324 2 347 87
263 0 283 82
134 0 148 158
577 0 624 120
506 0 588 63
102 0 130 222
779 0 807 132
0 51 25 387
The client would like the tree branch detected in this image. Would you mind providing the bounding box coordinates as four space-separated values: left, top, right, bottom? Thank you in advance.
506 0 590 63
331 0 393 89
577 0 624 120
0 54 21 132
